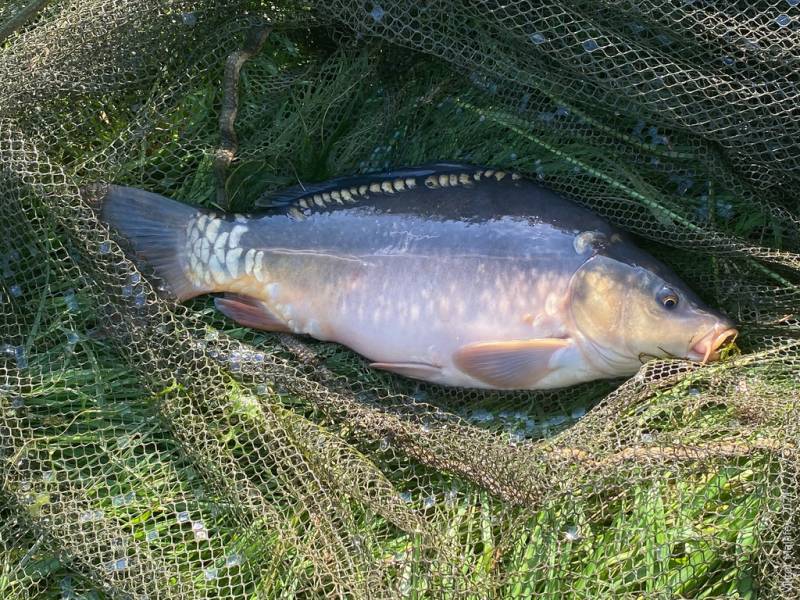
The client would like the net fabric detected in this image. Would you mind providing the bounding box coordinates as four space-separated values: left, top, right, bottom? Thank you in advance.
1 0 799 598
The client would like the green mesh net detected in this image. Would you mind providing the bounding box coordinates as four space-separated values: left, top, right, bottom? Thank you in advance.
1 1 799 598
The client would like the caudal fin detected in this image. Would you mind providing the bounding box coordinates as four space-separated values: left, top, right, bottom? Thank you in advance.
98 185 206 301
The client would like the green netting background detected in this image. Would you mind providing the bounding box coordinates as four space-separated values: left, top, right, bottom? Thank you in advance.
1 1 799 598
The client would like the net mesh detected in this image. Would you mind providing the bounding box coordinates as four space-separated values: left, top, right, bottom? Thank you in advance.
1 1 799 597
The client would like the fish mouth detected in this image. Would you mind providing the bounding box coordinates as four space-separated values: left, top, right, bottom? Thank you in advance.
688 326 739 364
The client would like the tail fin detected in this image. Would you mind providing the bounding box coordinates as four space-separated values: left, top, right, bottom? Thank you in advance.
99 185 206 301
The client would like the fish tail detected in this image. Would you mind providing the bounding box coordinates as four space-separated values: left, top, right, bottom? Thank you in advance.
98 185 207 301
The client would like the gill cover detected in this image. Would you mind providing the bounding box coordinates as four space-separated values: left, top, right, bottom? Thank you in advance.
568 254 640 373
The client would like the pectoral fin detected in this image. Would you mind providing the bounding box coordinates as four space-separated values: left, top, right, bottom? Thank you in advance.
370 361 442 381
453 338 569 389
214 294 290 332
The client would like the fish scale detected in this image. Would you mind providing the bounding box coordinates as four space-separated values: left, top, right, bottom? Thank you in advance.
99 164 737 390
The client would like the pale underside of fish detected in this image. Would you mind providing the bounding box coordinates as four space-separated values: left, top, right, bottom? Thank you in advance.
98 164 737 390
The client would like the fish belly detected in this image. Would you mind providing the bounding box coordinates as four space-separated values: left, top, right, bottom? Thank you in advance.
255 250 591 387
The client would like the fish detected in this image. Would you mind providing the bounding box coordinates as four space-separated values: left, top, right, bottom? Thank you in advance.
97 163 738 390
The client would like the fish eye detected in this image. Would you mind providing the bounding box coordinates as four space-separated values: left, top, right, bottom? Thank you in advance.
656 287 679 310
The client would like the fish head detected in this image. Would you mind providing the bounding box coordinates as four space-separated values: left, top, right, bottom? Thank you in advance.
568 254 738 374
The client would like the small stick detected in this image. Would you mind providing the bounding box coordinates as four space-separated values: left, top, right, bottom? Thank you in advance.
214 21 271 209
546 438 794 469
0 0 50 46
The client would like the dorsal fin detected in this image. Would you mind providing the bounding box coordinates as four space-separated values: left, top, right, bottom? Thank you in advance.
254 163 511 212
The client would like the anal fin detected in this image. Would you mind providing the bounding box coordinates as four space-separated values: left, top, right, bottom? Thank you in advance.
370 361 442 381
214 294 290 332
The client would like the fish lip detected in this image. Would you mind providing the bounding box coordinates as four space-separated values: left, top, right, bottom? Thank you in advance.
688 327 738 364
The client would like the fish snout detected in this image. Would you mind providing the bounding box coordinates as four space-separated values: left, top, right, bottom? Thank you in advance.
688 323 738 364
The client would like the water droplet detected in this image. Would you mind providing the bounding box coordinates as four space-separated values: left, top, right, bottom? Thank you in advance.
195 529 209 541
544 415 568 427
229 361 240 372
145 529 159 541
66 331 80 344
14 346 27 369
121 285 132 297
510 152 518 161
564 525 581 541
181 12 197 26
688 387 701 396
656 34 672 47
412 389 428 402
509 431 525 445
722 56 735 66
11 396 24 409
205 330 219 341
399 491 412 503
99 242 110 254
129 273 141 284
788 0 799 5
106 558 128 572
641 432 654 444
254 352 265 362
10 285 22 297
134 293 146 307
42 470 54 482
555 106 570 117
369 4 384 22
471 409 492 422
529 32 546 45
677 179 693 195
379 437 390 451
111 537 127 550
775 14 792 27
582 39 600 53
423 495 436 509
117 434 131 449
60 575 74 597
444 489 458 505
628 22 646 34
192 521 205 532
570 406 587 419
742 38 761 51
225 553 242 568
177 511 190 523
112 491 135 507
256 384 269 395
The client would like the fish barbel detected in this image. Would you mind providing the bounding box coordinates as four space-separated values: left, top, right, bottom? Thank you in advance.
98 163 737 389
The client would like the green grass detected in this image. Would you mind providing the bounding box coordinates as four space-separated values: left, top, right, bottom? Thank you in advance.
2 24 797 599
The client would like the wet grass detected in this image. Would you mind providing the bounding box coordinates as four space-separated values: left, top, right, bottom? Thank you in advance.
2 28 795 599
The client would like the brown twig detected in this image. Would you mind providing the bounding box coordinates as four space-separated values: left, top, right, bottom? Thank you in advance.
214 20 271 209
0 0 50 46
546 437 793 470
